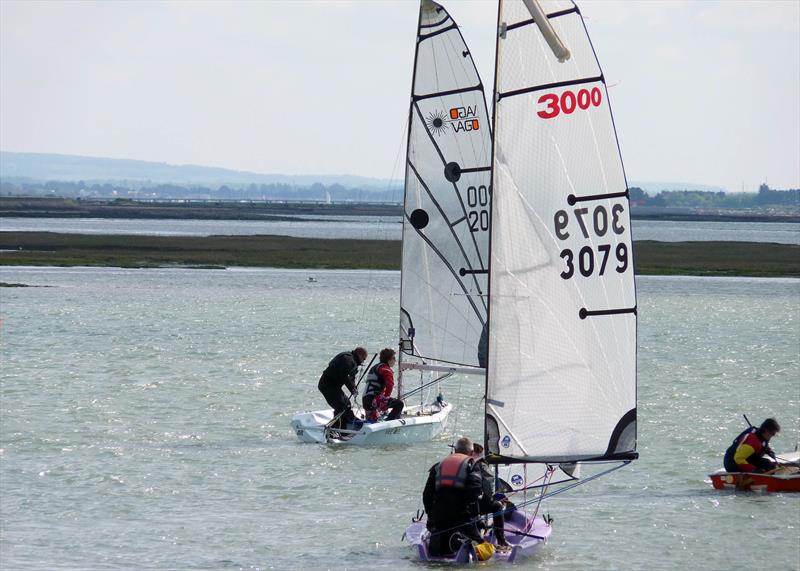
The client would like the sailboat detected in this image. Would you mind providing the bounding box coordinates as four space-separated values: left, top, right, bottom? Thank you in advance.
405 0 638 562
290 0 493 445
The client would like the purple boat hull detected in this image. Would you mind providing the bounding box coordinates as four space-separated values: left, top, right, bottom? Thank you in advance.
404 510 552 563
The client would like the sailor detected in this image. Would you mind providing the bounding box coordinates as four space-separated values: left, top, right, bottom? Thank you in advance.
422 437 484 556
362 348 404 422
317 347 367 430
723 418 780 473
470 443 512 551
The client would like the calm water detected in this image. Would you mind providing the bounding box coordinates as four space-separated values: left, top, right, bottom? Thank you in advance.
1 267 798 570
1 216 798 244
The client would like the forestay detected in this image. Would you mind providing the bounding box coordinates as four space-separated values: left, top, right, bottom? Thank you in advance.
399 0 493 375
486 0 637 463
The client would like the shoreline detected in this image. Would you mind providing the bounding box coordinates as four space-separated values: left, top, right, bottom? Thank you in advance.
1 232 798 277
2 197 799 223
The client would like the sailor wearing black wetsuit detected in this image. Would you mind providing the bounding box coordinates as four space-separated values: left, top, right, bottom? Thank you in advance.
317 347 367 430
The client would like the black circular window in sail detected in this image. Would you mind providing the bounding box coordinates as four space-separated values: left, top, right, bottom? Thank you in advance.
409 209 429 230
444 162 461 182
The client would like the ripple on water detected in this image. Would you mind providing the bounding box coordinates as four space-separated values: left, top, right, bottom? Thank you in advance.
0 268 798 570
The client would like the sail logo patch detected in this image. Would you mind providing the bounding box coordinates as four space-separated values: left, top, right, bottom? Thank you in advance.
426 106 480 136
501 435 511 448
511 474 523 486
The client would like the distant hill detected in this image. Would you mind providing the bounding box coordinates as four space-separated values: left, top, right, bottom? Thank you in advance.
0 151 397 189
1 152 726 195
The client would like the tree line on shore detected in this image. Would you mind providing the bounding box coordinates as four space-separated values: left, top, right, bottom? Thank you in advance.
629 184 798 209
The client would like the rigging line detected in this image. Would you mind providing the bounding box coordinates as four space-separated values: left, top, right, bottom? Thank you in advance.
399 372 452 401
387 112 409 205
515 461 631 507
497 74 604 101
411 103 489 297
407 160 486 323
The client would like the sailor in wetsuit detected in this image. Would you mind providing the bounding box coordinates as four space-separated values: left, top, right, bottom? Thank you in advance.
470 443 511 551
422 437 484 556
362 347 404 422
723 418 780 473
317 347 367 430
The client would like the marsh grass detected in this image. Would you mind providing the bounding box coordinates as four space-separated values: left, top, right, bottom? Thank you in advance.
1 232 797 277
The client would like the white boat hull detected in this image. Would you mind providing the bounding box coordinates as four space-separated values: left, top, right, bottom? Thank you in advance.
290 401 452 446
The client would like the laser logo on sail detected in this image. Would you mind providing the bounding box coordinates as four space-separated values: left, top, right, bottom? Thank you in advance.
425 106 480 135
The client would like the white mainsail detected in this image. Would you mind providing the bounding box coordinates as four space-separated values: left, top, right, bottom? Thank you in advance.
486 0 638 463
399 0 493 376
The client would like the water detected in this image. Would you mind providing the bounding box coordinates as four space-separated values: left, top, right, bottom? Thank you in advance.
0 216 401 241
1 267 798 570
2 216 798 244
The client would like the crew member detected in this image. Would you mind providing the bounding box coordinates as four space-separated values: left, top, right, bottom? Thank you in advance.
362 348 404 422
723 418 780 473
317 347 367 430
422 437 483 556
471 443 511 550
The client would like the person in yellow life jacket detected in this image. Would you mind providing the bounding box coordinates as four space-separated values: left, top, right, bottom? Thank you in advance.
723 418 779 473
422 437 484 556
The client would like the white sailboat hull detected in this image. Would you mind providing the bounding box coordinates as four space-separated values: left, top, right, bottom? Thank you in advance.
290 401 452 446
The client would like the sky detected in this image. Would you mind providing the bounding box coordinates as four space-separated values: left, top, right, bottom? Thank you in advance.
1 0 798 193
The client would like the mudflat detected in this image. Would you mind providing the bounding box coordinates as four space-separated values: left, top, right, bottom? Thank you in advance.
0 232 798 277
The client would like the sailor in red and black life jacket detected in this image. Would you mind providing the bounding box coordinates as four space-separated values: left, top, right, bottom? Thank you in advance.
470 443 513 550
362 348 404 422
422 437 484 556
723 418 780 473
317 347 367 430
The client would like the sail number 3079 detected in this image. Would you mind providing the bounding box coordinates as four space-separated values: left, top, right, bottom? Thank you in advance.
554 205 629 279
537 87 602 119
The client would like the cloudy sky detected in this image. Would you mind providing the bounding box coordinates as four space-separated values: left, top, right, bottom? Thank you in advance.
1 0 798 192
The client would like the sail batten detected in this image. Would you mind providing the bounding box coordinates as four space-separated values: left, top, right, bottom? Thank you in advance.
486 0 638 463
